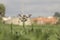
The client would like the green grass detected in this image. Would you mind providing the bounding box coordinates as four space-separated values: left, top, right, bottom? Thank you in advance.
0 22 60 40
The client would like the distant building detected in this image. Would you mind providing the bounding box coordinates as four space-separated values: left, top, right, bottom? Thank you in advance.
2 16 32 25
31 16 58 24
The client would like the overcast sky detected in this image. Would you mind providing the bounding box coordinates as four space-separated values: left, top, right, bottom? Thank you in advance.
0 0 60 17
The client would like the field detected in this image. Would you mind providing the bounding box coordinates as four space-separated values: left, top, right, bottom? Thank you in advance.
0 22 60 40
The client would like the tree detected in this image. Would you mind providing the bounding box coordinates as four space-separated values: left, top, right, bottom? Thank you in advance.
0 3 5 17
53 12 60 17
53 12 60 24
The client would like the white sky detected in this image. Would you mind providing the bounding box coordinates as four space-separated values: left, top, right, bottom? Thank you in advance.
0 0 60 17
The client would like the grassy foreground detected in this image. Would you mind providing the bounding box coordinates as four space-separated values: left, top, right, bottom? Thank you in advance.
0 22 60 40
